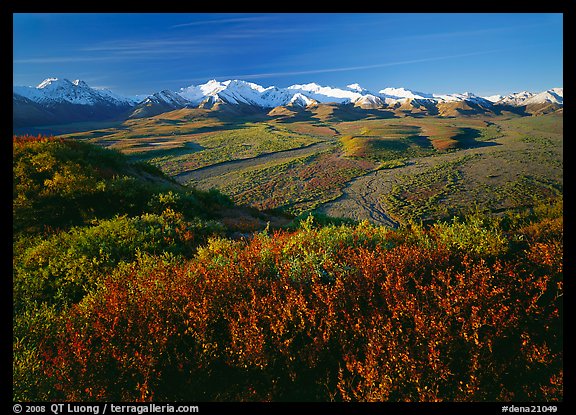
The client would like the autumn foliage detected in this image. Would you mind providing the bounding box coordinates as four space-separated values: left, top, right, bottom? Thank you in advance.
35 215 562 402
13 136 563 402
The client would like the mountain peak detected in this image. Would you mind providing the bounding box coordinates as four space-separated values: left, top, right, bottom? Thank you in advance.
286 82 360 103
287 92 317 108
17 77 136 107
36 78 92 91
37 78 70 89
523 89 563 105
551 87 563 96
215 79 266 91
347 83 366 92
379 87 433 100
482 94 504 103
287 82 323 92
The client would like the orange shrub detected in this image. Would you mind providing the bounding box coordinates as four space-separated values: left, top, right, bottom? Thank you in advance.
39 221 562 402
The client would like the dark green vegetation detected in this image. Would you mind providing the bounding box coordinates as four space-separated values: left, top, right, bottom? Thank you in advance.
13 135 284 235
13 134 562 402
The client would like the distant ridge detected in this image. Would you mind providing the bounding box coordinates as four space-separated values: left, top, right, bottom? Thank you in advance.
13 77 563 128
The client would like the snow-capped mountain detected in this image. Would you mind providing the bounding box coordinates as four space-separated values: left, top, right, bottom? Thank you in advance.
144 90 190 107
379 87 434 100
179 79 275 107
203 80 267 106
286 82 362 104
430 92 491 106
178 80 368 108
287 93 317 108
522 88 563 106
175 81 563 116
496 91 535 106
485 88 563 108
354 94 385 109
482 95 504 103
13 77 563 129
346 83 368 93
129 90 191 119
13 78 136 128
14 78 138 106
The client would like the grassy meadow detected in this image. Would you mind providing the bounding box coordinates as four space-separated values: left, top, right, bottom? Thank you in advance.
58 108 562 224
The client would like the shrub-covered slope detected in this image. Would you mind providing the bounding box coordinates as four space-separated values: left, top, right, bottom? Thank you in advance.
13 135 239 234
13 136 562 402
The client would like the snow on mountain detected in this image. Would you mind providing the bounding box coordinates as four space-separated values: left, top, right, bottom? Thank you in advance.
347 83 368 93
261 86 301 107
13 85 44 102
354 94 384 109
178 80 363 108
177 85 204 104
216 80 271 106
522 88 563 105
179 79 287 107
482 88 562 107
37 77 59 89
286 83 361 103
483 95 504 103
13 78 136 106
551 87 563 98
448 93 493 107
379 87 434 100
497 91 535 106
128 90 191 119
178 80 223 105
141 90 190 107
200 79 230 95
432 92 482 103
287 93 317 108
14 77 564 122
96 88 142 105
129 94 152 104
13 78 139 127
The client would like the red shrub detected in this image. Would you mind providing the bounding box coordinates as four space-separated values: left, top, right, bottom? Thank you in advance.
40 224 562 401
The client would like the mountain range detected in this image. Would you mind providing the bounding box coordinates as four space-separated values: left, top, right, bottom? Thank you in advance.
13 78 564 128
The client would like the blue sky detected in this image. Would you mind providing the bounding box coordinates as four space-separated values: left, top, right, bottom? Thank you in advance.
13 13 563 97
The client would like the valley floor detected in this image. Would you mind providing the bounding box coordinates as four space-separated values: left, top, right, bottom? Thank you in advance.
175 141 331 183
319 117 562 224
58 111 563 226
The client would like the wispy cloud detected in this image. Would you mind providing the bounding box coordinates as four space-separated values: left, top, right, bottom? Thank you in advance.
13 55 123 64
170 15 272 29
82 38 206 53
210 49 505 81
14 38 216 64
395 21 557 43
78 29 291 58
14 15 316 67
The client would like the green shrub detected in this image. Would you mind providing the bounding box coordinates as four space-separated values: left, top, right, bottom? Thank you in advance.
431 212 509 257
13 136 233 234
13 303 62 401
14 209 224 311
